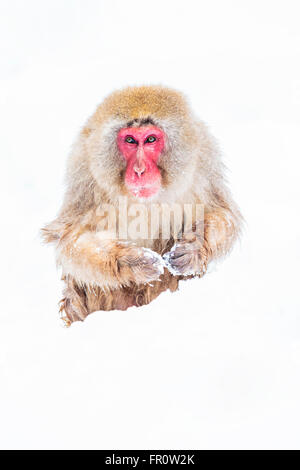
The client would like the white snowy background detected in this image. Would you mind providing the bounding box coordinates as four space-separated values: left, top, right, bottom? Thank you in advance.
0 0 300 450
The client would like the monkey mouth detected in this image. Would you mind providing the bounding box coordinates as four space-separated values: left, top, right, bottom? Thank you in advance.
127 182 160 199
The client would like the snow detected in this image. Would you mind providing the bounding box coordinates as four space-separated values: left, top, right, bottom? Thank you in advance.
0 0 300 450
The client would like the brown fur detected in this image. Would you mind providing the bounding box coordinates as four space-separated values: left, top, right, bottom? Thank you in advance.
59 269 181 325
41 85 243 325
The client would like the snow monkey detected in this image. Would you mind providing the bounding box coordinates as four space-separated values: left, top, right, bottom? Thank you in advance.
42 86 242 325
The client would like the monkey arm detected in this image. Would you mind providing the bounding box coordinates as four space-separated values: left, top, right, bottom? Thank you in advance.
42 219 164 288
163 200 242 277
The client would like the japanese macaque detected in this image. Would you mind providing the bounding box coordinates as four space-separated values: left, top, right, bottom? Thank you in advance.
42 85 243 325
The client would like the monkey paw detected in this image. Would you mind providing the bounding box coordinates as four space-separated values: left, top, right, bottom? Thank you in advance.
118 246 165 285
163 242 207 277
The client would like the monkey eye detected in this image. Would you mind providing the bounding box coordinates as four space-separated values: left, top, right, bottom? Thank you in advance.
125 136 137 144
145 135 156 143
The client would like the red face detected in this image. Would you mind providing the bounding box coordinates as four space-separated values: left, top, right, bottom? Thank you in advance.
117 125 165 198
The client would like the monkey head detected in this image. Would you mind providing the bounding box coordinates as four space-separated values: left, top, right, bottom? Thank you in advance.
81 86 199 204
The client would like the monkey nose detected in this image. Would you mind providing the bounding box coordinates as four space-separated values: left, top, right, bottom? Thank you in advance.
133 162 146 177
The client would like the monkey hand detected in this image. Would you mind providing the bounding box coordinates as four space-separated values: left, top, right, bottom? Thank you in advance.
163 240 208 277
117 246 165 285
